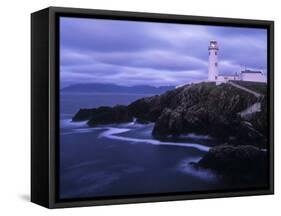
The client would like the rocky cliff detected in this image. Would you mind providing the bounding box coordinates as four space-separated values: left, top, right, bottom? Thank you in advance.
191 144 268 184
73 82 267 146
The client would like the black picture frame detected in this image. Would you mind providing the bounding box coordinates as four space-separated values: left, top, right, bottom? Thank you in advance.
31 6 274 208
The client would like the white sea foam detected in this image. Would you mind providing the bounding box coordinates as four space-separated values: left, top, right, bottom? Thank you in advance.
61 127 104 136
118 119 149 128
60 119 210 152
177 133 212 140
99 127 210 152
178 158 217 180
60 118 88 129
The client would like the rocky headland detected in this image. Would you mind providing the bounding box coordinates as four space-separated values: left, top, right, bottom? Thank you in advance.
73 82 267 145
190 144 268 184
72 81 268 181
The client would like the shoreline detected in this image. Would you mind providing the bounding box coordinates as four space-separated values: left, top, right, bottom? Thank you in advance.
61 117 267 152
61 118 210 152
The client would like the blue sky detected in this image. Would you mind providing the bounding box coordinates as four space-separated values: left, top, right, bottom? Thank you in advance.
60 17 267 87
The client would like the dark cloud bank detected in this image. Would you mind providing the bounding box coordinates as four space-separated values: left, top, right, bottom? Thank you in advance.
60 17 267 87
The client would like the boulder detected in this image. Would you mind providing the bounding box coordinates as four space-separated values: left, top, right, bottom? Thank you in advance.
72 108 97 122
86 105 133 126
194 144 267 183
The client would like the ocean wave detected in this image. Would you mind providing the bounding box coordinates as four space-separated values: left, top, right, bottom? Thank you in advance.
177 133 212 140
178 158 217 181
60 118 88 129
61 127 104 136
60 118 210 152
117 119 153 128
99 127 210 152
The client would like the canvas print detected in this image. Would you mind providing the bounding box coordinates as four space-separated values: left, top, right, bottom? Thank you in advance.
59 17 268 200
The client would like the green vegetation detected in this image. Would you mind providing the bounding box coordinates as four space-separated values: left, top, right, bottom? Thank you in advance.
231 81 267 95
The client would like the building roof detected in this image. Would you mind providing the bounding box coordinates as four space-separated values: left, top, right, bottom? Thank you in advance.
218 74 237 77
241 70 262 74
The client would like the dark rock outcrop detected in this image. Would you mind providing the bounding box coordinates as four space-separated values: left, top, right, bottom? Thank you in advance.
151 82 266 144
87 105 133 126
72 108 98 122
73 105 133 126
128 95 162 122
72 82 267 144
192 144 268 183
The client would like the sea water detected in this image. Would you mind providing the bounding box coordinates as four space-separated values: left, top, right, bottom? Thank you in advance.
59 92 221 199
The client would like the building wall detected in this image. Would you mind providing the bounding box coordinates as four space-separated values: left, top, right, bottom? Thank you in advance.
208 50 218 81
213 73 267 84
216 75 238 82
241 73 267 82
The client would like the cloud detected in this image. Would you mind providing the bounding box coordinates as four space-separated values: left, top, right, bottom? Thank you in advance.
60 17 267 87
60 17 169 53
61 48 208 71
61 60 206 87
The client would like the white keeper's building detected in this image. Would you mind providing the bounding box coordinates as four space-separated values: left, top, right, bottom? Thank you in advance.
207 40 267 84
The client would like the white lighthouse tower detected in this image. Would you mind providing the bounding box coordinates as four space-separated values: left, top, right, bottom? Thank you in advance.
208 40 219 81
